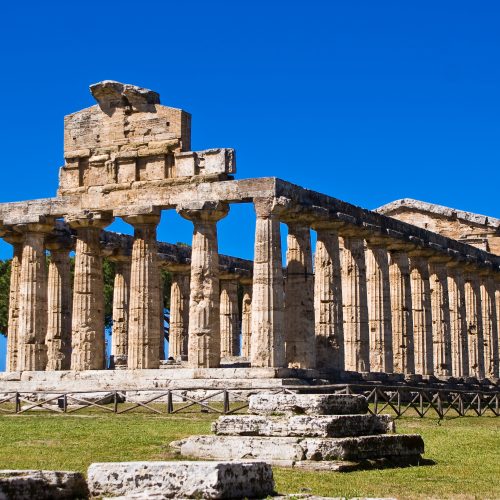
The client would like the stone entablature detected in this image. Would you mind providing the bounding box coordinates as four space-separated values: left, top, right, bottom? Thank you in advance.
1 81 499 382
376 198 500 255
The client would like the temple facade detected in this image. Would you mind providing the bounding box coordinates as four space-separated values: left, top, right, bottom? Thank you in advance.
1 81 499 381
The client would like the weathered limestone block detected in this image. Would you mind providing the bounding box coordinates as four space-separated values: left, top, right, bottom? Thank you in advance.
447 264 469 377
284 223 315 369
124 214 161 369
45 245 72 371
240 280 252 358
168 271 190 360
429 258 452 376
69 215 112 371
111 258 131 368
17 223 53 371
248 393 368 416
178 434 424 462
251 198 286 368
5 234 22 372
220 279 240 357
87 461 274 499
365 242 392 373
313 226 344 372
0 470 88 499
340 232 370 372
175 148 236 177
212 414 395 437
409 253 433 375
178 202 229 368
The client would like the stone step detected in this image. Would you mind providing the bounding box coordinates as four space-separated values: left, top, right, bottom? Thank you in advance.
0 470 88 499
249 393 368 416
177 434 424 462
87 461 274 499
212 414 395 437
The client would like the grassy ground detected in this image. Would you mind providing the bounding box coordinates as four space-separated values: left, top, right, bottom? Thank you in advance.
0 410 498 499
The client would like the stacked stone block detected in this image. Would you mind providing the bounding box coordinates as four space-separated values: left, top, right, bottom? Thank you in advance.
175 393 425 470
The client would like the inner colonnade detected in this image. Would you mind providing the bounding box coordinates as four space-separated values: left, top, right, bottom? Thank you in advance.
2 80 499 381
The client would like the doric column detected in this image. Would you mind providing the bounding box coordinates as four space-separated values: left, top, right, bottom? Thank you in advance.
69 214 112 371
409 251 433 375
364 239 392 373
464 268 484 378
240 278 253 359
429 256 452 377
45 240 73 371
16 222 53 371
250 198 286 368
480 270 499 379
110 256 131 369
313 224 344 372
284 222 315 369
123 213 161 369
447 262 469 377
5 233 23 372
340 229 370 372
178 201 229 368
220 277 240 358
388 248 415 374
168 270 190 360
159 267 165 361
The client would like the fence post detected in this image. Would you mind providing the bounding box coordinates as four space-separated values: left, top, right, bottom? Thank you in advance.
223 390 230 414
167 391 173 414
113 391 118 413
63 394 68 413
15 392 20 413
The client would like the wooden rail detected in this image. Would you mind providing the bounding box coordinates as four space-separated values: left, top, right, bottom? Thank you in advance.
0 385 498 419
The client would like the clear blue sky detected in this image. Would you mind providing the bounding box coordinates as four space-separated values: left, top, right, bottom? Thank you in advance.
0 1 499 369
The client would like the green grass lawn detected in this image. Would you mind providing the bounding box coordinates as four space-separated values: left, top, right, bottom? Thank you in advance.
0 410 498 499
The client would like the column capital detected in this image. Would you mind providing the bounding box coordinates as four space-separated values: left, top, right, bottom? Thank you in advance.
15 221 55 234
46 234 73 253
177 201 229 223
253 197 289 219
66 211 114 230
3 231 24 246
122 213 161 227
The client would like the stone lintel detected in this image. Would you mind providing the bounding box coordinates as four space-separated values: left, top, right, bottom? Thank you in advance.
14 221 55 234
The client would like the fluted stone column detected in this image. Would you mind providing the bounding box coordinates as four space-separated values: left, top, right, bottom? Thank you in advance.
429 257 452 377
240 279 253 359
409 252 433 375
250 198 285 368
124 213 161 369
17 223 53 371
220 278 240 357
480 271 499 379
168 270 190 360
45 243 73 371
313 225 344 372
110 257 131 369
464 270 484 378
365 240 392 373
5 234 23 372
447 263 469 377
159 268 165 361
284 222 315 369
388 249 415 374
340 230 370 373
178 202 229 368
69 215 112 371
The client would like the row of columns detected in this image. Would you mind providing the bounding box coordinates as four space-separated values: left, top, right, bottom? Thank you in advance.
4 199 500 379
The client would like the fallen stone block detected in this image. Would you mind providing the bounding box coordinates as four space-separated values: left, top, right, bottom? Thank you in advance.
212 414 395 437
178 434 423 462
87 461 274 499
248 393 368 416
0 470 88 499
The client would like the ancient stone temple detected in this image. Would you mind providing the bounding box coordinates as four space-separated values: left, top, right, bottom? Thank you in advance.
0 81 499 388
